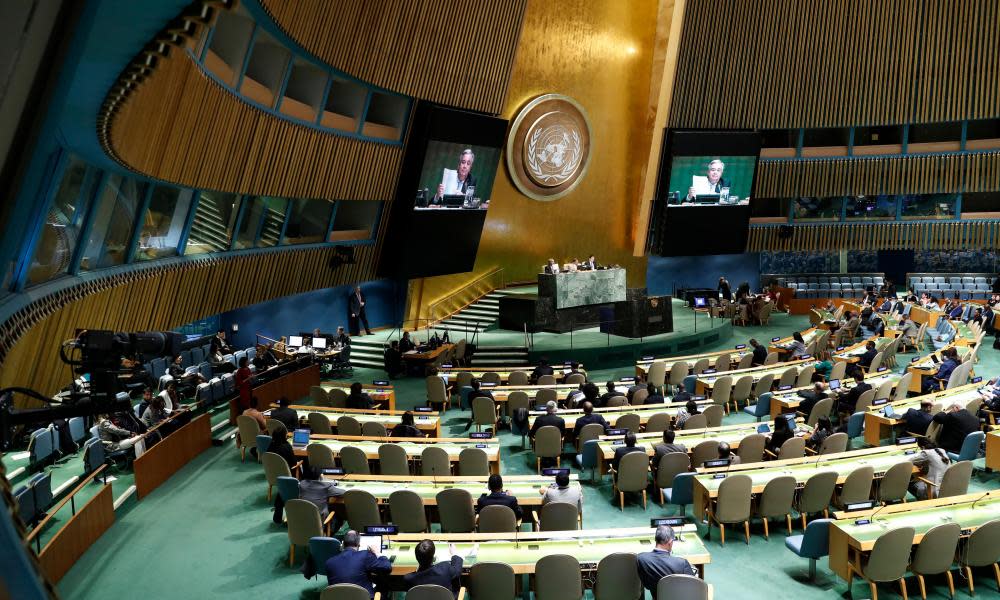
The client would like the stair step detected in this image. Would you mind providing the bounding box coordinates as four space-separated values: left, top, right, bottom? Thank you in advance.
462 308 499 317
471 345 527 351
350 358 385 368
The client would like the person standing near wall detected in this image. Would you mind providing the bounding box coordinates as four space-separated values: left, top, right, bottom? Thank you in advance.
349 285 373 336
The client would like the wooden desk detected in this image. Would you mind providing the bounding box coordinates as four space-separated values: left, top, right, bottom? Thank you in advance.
325 474 578 508
403 344 455 373
526 399 713 432
635 348 747 377
831 336 879 364
768 327 821 356
691 445 917 520
905 343 974 393
828 492 1000 582
295 434 501 474
695 359 812 395
593 421 811 477
277 405 441 437
321 383 397 411
987 431 1000 471
769 372 900 419
440 365 585 384
230 362 320 424
862 383 983 446
383 526 711 577
909 304 944 328
490 379 629 404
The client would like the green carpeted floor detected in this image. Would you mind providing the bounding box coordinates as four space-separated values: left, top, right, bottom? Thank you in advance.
56 310 1000 599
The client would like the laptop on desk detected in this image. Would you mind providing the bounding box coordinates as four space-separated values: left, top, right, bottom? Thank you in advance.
292 429 310 449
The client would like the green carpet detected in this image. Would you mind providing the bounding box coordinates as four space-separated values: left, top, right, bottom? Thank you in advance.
56 309 1000 599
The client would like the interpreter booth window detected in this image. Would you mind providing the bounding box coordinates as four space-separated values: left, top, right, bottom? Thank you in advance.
234 196 287 249
184 191 241 255
330 200 379 241
845 195 896 220
78 175 146 271
792 197 842 222
135 186 193 261
26 156 99 286
284 198 332 245
901 194 957 220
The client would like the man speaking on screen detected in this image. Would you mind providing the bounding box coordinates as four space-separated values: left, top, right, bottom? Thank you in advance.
434 149 477 203
685 158 730 201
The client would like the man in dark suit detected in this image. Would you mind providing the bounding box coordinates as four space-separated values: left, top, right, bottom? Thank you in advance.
325 530 393 597
598 382 619 407
643 383 665 405
383 340 403 378
836 370 870 415
796 382 827 419
611 431 645 472
403 540 476 597
529 401 565 439
932 403 980 454
926 348 960 393
347 382 377 409
572 401 609 439
749 338 767 367
902 400 934 436
476 474 522 520
854 340 878 375
349 285 372 336
652 430 687 467
685 159 731 201
636 525 698 598
269 396 298 432
466 379 494 410
530 358 555 383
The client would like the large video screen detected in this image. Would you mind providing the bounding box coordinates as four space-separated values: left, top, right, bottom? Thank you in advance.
658 130 761 206
377 102 508 279
414 141 501 211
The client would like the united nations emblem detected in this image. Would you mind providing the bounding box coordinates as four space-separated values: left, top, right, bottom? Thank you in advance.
507 94 591 201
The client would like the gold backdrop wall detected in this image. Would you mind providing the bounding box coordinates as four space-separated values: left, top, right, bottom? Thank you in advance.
409 0 663 319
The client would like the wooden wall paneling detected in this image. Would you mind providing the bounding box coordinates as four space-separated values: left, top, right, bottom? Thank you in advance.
134 414 212 499
36 483 114 584
257 0 527 115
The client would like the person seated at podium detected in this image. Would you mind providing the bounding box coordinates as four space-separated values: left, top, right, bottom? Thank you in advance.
581 254 598 271
787 331 808 359
851 340 878 375
433 149 476 203
563 259 579 273
716 441 739 465
347 382 377 410
543 258 560 274
653 430 687 465
684 158 730 202
399 331 417 353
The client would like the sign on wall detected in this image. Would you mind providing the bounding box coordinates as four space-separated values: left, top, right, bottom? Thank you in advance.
507 94 592 201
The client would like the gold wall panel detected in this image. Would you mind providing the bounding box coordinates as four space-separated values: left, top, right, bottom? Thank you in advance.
409 0 663 318
669 0 1000 129
0 245 377 398
258 0 527 115
107 50 402 200
754 151 1000 197
747 221 1000 253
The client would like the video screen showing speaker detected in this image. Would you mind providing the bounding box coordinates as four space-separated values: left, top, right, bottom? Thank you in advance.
650 129 760 256
413 141 501 211
378 102 508 278
659 130 761 206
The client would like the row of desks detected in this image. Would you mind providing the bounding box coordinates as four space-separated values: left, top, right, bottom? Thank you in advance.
294 434 501 474
904 343 975 393
272 405 442 437
321 383 397 411
439 364 585 384
323 474 578 508
695 358 814 395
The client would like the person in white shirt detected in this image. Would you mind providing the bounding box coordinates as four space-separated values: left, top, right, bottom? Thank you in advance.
686 159 730 201
158 380 179 412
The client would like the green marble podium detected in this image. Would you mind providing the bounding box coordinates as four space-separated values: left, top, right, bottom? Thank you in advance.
537 268 626 309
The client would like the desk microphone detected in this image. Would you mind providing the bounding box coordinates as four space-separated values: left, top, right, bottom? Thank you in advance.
970 490 992 510
868 501 890 523
431 464 438 489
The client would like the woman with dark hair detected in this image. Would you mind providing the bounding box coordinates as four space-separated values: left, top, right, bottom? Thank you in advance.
268 424 296 468
391 411 425 438
908 437 950 500
807 416 833 451
235 357 254 411
766 415 794 454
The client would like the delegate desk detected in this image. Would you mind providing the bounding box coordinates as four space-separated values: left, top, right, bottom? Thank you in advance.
948 320 980 347
905 344 974 393
695 359 812 395
489 379 633 405
538 268 626 309
526 399 714 433
593 421 811 477
769 327 823 357
326 474 580 513
635 348 750 377
831 336 881 363
987 431 1000 471
296 435 501 474
769 372 900 419
440 365 585 384
321 383 397 411
691 444 918 520
278 405 441 437
403 344 455 373
862 382 983 446
383 526 710 577
828 491 1000 582
908 304 944 328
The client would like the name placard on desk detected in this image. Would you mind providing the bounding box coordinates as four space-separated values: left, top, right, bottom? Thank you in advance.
470 432 492 439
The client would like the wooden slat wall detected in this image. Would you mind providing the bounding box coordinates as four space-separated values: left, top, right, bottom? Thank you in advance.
747 220 1000 253
257 0 527 115
669 0 1000 129
0 244 377 396
106 48 402 200
754 152 1000 197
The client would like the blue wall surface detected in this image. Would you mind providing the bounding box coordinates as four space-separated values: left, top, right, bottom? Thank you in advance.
646 254 761 296
218 279 406 348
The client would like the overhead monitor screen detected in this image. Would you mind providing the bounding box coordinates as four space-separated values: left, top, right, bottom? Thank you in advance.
660 130 761 206
413 141 501 211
